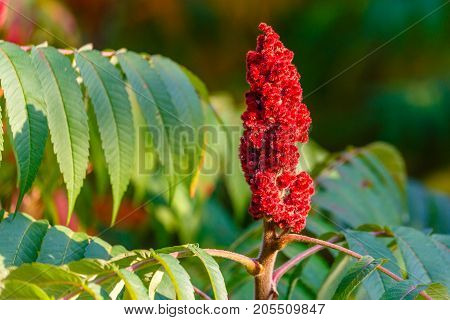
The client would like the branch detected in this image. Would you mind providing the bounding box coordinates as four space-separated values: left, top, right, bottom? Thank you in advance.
20 45 115 57
254 221 281 299
204 249 260 275
273 235 341 284
193 287 212 300
282 234 432 300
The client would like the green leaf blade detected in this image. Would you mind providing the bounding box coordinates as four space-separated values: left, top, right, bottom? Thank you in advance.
0 279 51 300
117 51 178 198
393 226 450 292
5 263 84 299
186 244 228 300
151 55 204 178
75 50 134 224
0 212 48 267
36 225 89 265
115 268 149 300
333 256 384 300
151 251 195 300
345 230 399 299
31 46 89 222
84 237 114 260
380 280 428 300
117 51 204 198
0 42 48 206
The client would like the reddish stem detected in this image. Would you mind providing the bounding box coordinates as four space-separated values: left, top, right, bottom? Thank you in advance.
273 235 341 284
193 287 212 300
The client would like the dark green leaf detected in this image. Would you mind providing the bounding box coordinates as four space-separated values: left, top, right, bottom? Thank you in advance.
380 280 428 300
333 256 384 300
0 42 48 207
0 212 48 267
393 226 450 292
37 225 89 265
84 237 115 260
314 144 406 227
345 230 399 299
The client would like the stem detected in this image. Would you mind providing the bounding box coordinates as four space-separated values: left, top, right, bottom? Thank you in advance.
273 235 341 285
194 287 212 300
204 249 260 275
283 234 432 300
20 45 115 57
254 221 281 300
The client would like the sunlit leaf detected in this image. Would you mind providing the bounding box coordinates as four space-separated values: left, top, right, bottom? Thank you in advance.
76 50 134 224
151 250 195 300
31 46 89 222
186 244 228 300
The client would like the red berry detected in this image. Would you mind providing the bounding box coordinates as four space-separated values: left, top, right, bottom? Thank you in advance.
240 23 314 233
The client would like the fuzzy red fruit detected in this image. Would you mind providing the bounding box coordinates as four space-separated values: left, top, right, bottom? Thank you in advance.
240 23 314 233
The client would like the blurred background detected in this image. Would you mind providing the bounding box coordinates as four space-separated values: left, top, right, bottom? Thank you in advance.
2 0 448 179
0 0 449 253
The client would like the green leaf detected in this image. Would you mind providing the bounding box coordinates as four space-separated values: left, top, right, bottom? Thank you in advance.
117 52 203 199
0 279 51 300
0 42 48 207
408 181 450 233
284 250 330 299
84 237 116 260
186 244 228 300
345 230 400 299
180 65 209 102
0 212 48 267
77 283 110 300
76 50 134 224
393 227 450 292
36 225 89 265
314 143 406 227
151 250 195 300
5 263 85 299
298 141 329 174
148 268 165 300
31 46 89 222
333 256 384 300
431 234 450 265
424 283 450 300
380 280 428 300
364 142 407 192
116 51 177 198
155 272 176 300
115 268 149 300
67 259 110 275
151 55 203 179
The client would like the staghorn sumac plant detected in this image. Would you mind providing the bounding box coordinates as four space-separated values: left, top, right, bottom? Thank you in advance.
0 24 448 301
